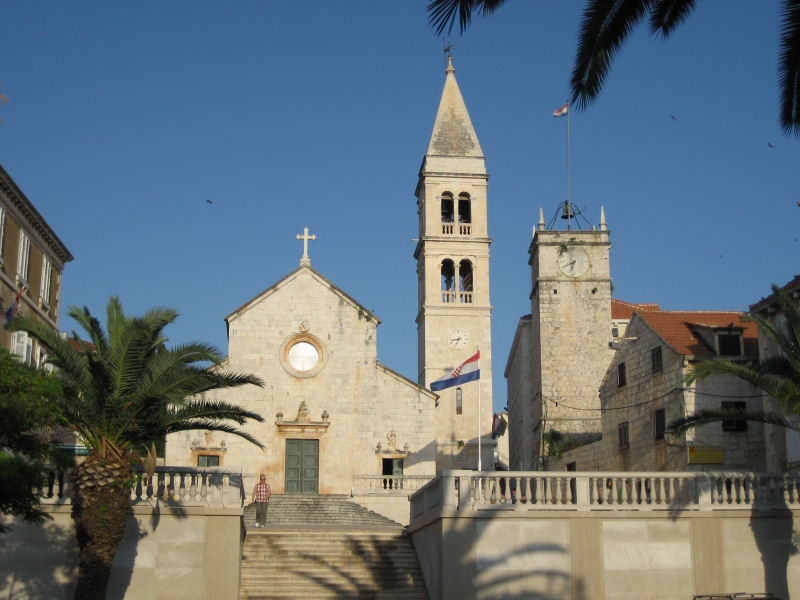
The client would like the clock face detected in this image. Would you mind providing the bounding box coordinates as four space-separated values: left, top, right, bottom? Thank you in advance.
558 247 589 278
287 341 319 371
449 329 468 349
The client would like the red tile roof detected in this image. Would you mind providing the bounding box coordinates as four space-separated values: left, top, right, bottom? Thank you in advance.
749 274 800 312
637 311 759 358
611 299 661 319
67 337 96 352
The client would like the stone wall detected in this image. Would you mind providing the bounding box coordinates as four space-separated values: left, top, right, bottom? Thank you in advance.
165 267 437 493
0 503 243 600
600 314 767 471
410 471 800 600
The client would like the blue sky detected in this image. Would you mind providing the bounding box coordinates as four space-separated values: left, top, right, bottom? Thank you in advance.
1 1 797 412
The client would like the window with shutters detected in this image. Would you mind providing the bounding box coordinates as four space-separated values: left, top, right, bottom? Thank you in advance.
40 256 52 306
12 330 32 365
17 231 31 283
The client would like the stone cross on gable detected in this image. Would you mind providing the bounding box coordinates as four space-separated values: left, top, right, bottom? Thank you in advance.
296 227 316 266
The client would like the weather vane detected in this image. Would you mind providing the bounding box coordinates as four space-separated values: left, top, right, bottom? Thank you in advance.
443 40 453 63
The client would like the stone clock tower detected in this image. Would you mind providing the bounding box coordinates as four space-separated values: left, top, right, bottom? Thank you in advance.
527 208 611 467
415 57 493 471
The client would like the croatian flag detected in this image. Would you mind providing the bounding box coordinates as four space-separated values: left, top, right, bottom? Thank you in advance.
552 102 568 117
430 351 480 392
3 288 22 329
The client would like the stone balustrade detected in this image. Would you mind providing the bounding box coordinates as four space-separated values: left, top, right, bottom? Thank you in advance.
353 474 433 495
410 470 800 524
39 466 245 508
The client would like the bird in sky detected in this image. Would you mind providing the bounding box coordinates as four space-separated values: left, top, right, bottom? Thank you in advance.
768 142 774 148
669 114 678 121
205 199 213 205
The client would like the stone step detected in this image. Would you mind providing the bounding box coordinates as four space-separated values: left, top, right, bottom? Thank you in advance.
244 495 402 530
239 495 427 600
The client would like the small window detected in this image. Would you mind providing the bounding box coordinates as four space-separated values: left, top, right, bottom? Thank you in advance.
382 458 403 477
717 334 742 356
611 327 619 338
566 462 577 471
654 409 665 440
455 387 462 415
618 422 629 450
651 346 663 373
197 454 220 467
721 401 747 432
617 362 627 387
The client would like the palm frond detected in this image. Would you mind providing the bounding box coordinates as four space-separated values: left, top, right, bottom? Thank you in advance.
669 408 797 436
428 0 476 36
648 0 695 38
779 0 800 136
68 305 109 358
164 420 264 449
571 0 654 109
166 399 265 425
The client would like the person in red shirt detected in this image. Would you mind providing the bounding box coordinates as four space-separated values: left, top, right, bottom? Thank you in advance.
251 473 271 528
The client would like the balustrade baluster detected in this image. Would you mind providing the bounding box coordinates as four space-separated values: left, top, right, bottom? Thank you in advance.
200 473 208 503
178 473 187 502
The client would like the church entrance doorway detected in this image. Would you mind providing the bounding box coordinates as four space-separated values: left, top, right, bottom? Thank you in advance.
285 439 318 494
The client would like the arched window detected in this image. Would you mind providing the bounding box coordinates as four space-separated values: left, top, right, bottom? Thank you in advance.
441 193 454 228
441 259 455 303
456 387 463 415
459 260 473 303
458 193 471 235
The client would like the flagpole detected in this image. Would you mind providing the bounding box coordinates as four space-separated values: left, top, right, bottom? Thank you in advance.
566 101 571 231
477 346 481 472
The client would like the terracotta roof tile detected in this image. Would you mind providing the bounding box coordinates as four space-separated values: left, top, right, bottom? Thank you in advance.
67 337 95 352
611 299 661 319
749 274 800 312
637 311 759 358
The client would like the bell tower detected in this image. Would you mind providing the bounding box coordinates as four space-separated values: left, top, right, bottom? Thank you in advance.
527 206 612 467
415 57 493 471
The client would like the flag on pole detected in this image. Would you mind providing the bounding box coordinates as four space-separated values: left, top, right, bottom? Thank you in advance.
552 102 569 117
3 288 23 329
430 351 480 391
491 413 507 439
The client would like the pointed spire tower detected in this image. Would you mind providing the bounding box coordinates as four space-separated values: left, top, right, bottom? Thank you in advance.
415 57 493 472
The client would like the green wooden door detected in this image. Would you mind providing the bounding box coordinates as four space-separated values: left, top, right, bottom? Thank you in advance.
285 439 318 494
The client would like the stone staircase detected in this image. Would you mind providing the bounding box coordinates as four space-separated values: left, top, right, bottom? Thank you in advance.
239 495 429 600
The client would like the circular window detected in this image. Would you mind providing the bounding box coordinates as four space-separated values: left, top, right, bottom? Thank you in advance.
288 341 319 371
280 334 325 378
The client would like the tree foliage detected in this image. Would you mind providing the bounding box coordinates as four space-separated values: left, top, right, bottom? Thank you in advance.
9 296 265 599
0 349 64 532
426 0 800 136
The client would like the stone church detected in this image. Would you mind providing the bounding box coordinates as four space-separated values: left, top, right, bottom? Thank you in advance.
165 56 496 492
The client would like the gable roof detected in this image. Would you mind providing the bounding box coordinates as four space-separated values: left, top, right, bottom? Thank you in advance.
225 264 380 324
611 299 660 319
637 310 759 358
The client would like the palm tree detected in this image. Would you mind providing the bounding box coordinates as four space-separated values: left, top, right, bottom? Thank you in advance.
10 296 265 600
427 0 800 136
670 284 800 436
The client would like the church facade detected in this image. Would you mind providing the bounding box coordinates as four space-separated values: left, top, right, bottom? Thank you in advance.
165 260 438 494
166 58 496 491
